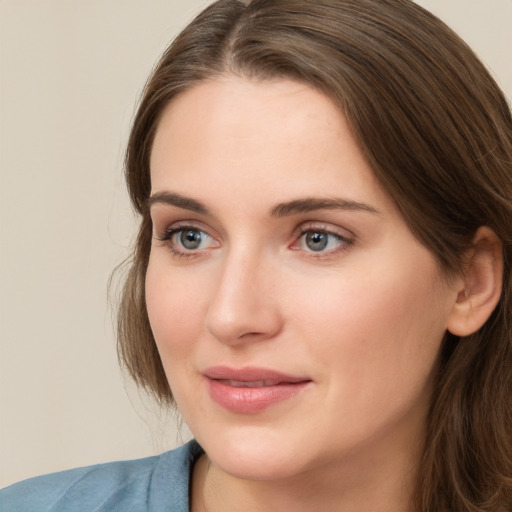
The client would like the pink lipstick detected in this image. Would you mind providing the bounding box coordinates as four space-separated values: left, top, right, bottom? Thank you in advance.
203 366 312 414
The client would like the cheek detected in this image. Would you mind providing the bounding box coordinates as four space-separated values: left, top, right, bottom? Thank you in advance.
145 256 208 360
292 263 449 443
292 254 450 387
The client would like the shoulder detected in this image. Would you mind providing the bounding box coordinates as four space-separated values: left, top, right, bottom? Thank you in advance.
0 440 203 512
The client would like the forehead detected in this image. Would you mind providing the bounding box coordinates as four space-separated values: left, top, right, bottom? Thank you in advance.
149 76 388 212
151 76 341 161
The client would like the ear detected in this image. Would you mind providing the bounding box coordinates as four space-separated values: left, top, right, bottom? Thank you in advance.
447 226 503 337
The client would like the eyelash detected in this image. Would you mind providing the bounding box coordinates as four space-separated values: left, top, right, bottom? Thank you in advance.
154 222 354 260
291 224 353 258
155 222 215 259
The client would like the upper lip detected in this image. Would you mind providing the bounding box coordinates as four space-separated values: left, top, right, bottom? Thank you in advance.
203 366 311 385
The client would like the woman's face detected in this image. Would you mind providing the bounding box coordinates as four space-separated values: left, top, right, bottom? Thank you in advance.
146 76 459 481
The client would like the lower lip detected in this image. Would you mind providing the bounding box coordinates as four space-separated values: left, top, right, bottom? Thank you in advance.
207 379 311 414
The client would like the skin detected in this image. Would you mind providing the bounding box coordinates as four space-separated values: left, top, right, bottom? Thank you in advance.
146 76 464 512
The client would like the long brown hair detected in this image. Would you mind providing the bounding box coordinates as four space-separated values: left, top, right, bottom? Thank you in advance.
117 1 512 510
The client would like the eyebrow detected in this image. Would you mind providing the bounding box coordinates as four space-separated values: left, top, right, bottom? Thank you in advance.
147 191 379 217
270 197 380 217
147 192 211 215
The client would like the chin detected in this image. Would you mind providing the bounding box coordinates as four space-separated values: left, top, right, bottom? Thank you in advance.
210 449 302 482
195 425 312 481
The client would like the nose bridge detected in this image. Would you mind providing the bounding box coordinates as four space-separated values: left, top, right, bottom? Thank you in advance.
205 241 281 344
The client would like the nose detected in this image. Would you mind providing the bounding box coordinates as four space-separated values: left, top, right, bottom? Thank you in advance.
204 251 283 345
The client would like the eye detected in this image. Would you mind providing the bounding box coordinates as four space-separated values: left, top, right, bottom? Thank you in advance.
300 230 343 252
156 224 219 258
174 228 211 251
292 226 352 256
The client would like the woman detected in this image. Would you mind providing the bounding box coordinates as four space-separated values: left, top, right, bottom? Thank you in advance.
2 0 511 511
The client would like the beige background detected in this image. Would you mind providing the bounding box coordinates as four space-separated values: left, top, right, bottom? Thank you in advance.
1 0 511 488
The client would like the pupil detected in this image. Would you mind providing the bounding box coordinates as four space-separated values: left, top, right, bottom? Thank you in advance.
181 230 202 249
306 232 328 251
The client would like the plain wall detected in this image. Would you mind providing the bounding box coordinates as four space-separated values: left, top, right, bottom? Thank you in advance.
1 0 511 487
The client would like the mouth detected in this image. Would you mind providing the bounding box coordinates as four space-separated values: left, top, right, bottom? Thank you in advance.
203 366 312 414
217 379 295 387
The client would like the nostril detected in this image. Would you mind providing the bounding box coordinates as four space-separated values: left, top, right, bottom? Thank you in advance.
205 306 282 345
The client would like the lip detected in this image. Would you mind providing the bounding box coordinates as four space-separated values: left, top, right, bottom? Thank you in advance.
203 366 312 414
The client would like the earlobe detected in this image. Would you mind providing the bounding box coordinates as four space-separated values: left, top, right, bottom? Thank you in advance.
447 226 503 337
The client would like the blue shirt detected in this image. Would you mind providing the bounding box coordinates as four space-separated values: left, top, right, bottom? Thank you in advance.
1 440 203 512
